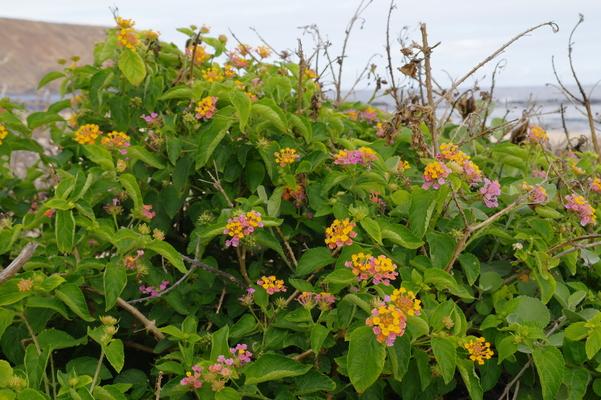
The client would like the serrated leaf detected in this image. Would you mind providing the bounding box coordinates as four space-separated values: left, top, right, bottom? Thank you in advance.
243 354 311 385
533 346 565 400
347 326 386 393
118 48 146 86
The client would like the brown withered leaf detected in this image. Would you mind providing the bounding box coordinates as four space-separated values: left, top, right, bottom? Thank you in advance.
398 60 420 78
401 47 413 57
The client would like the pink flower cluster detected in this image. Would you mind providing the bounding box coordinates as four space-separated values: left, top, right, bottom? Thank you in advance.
139 280 169 297
529 185 548 204
480 178 501 208
333 147 377 166
565 194 596 226
230 344 253 365
142 204 156 220
223 211 264 248
180 345 252 392
141 112 160 125
180 365 203 389
422 161 452 190
296 291 336 310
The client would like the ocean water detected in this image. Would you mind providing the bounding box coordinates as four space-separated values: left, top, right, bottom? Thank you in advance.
9 85 601 134
354 85 601 135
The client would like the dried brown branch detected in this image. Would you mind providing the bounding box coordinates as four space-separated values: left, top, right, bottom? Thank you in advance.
0 243 38 285
181 254 246 288
436 21 558 108
335 0 374 104
296 39 306 113
385 0 401 108
419 23 438 152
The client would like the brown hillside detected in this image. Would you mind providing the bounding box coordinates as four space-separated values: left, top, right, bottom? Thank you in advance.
0 18 107 94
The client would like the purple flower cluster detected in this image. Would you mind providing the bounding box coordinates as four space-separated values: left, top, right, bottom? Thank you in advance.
480 178 501 208
139 280 169 297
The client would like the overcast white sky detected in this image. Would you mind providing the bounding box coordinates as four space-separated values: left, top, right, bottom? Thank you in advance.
2 0 600 88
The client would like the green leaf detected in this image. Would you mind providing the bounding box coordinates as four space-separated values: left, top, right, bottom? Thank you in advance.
245 160 265 193
215 387 241 400
243 354 311 385
427 231 456 269
387 334 411 382
310 324 329 354
496 335 518 364
431 336 457 384
295 247 335 276
38 71 65 89
251 104 287 132
0 360 13 385
564 322 588 341
159 86 193 100
294 370 336 395
210 325 230 361
267 187 285 217
103 263 127 311
347 326 386 393
533 346 565 400
55 210 75 253
105 339 125 373
229 90 251 131
55 283 94 322
359 217 382 245
586 329 601 359
0 310 15 340
119 174 143 211
563 368 590 400
118 48 146 86
145 240 186 273
408 189 437 238
458 253 480 286
127 146 165 169
27 111 64 129
83 144 114 170
195 108 234 169
379 221 423 249
16 389 47 400
457 358 483 400
506 296 550 329
38 328 86 351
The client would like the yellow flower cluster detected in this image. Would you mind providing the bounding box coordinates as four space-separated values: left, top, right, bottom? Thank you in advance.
202 66 224 83
116 17 134 29
74 124 102 145
464 337 494 365
188 45 210 65
117 28 139 49
256 46 271 59
324 218 357 250
389 288 422 316
0 124 8 145
101 131 130 149
195 96 218 120
439 143 470 165
345 253 398 285
257 275 287 295
274 148 300 167
366 304 407 346
528 125 548 144
17 278 33 292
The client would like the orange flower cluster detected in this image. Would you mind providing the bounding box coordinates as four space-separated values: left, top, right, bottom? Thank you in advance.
366 304 407 346
464 337 494 365
195 96 218 120
274 148 300 167
528 125 548 144
324 218 357 250
257 275 287 295
101 131 130 151
74 124 102 145
345 252 398 286
202 66 224 83
0 124 8 145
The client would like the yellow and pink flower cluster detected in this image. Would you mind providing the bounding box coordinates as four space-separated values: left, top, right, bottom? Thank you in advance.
223 211 264 247
344 252 398 286
324 218 357 250
366 287 422 346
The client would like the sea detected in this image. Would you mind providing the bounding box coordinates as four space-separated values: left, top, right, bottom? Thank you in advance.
8 84 601 136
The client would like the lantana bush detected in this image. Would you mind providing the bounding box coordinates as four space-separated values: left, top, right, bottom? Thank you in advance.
1 15 601 400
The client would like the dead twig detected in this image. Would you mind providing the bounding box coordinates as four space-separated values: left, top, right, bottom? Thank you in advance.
181 254 246 289
0 243 38 285
436 21 558 108
419 23 438 152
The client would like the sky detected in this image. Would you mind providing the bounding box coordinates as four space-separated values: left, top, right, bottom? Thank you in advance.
2 0 600 89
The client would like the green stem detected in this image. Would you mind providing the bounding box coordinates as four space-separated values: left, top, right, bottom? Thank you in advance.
22 315 51 398
90 348 105 392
